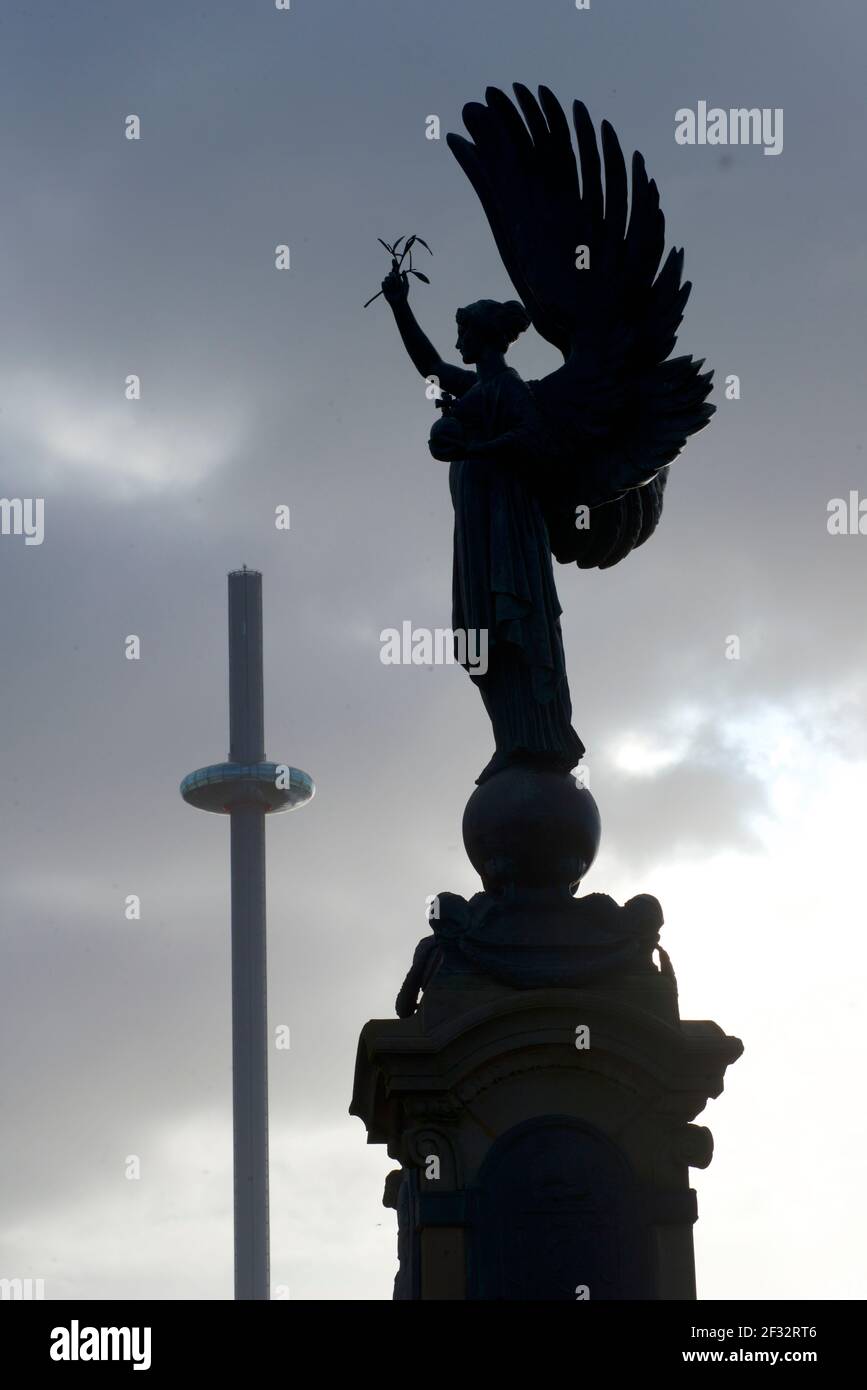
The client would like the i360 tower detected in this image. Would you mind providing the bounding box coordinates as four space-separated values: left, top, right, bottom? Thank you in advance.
180 568 314 1300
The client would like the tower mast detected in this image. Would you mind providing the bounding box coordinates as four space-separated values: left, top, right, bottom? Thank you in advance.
181 569 314 1299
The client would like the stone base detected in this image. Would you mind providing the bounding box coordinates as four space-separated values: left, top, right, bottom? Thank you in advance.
351 966 742 1300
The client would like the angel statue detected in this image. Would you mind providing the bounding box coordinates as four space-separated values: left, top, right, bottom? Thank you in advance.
380 85 714 786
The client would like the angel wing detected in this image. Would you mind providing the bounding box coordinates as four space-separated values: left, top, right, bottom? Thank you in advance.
447 84 715 570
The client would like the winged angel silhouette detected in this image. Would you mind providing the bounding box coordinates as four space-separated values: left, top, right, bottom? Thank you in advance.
381 86 714 785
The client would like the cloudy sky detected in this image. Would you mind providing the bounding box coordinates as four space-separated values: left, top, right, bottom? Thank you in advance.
1 0 865 1300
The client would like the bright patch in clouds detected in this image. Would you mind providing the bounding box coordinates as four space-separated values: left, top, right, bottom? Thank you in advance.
610 706 707 777
612 735 685 777
1 373 245 497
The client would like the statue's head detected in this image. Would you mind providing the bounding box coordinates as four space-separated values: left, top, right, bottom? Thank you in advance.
456 299 530 363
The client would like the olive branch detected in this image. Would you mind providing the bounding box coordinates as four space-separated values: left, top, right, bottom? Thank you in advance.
363 234 432 308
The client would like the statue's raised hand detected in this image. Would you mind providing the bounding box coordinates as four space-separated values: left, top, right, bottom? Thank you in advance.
381 267 409 308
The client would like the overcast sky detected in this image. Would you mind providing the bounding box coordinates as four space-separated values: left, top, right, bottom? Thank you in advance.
1 0 865 1300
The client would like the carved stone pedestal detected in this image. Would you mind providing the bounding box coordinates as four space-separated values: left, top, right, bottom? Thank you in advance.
350 967 742 1300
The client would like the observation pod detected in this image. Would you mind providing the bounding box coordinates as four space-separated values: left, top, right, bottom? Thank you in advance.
180 762 314 815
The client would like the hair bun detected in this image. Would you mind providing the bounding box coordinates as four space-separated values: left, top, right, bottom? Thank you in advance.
499 300 531 343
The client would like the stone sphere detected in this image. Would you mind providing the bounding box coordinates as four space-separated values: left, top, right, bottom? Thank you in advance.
462 766 601 893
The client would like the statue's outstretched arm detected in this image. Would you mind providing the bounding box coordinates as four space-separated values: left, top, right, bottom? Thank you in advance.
381 269 475 397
